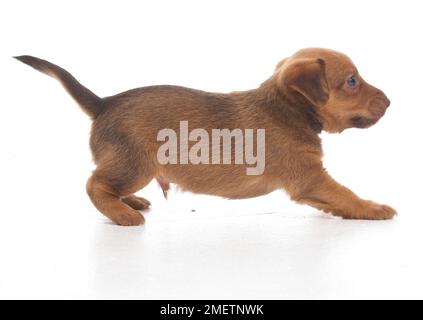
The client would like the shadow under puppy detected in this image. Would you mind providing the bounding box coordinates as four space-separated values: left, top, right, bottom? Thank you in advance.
15 48 396 226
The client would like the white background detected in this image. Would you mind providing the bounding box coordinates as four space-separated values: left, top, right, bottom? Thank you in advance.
1 0 423 299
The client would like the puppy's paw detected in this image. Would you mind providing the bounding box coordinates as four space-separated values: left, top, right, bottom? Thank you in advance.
112 210 145 226
362 202 397 220
345 201 397 220
122 195 151 211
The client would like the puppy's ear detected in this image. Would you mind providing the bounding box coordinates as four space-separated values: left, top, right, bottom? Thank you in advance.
280 58 329 106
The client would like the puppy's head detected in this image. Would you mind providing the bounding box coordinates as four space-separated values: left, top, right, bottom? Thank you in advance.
275 48 390 133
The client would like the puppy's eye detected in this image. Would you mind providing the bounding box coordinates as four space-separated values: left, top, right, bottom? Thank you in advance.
346 75 358 88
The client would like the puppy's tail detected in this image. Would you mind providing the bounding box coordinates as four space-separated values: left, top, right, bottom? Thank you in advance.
14 55 103 119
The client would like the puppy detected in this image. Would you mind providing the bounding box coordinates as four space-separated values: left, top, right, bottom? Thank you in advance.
15 48 396 226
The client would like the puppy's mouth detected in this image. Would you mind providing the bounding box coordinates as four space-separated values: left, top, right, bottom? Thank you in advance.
351 98 389 129
350 116 378 128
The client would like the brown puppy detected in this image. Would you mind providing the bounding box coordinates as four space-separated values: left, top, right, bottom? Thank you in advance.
15 48 396 226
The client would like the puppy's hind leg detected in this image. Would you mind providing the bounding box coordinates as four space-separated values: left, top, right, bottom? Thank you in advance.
86 147 155 226
122 195 151 210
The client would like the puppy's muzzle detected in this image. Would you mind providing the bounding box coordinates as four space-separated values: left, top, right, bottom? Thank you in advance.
369 96 390 118
351 95 390 129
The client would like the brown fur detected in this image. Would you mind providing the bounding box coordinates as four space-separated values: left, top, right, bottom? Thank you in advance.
15 48 396 226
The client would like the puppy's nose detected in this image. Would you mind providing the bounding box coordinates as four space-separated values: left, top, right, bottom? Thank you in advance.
386 98 391 108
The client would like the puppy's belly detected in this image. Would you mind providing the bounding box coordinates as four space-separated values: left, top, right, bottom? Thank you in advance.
161 165 280 199
177 179 277 199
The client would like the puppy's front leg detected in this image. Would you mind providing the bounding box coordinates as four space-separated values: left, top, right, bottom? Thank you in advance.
289 169 396 220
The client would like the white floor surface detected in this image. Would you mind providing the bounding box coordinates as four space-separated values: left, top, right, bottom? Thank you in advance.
1 180 422 299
